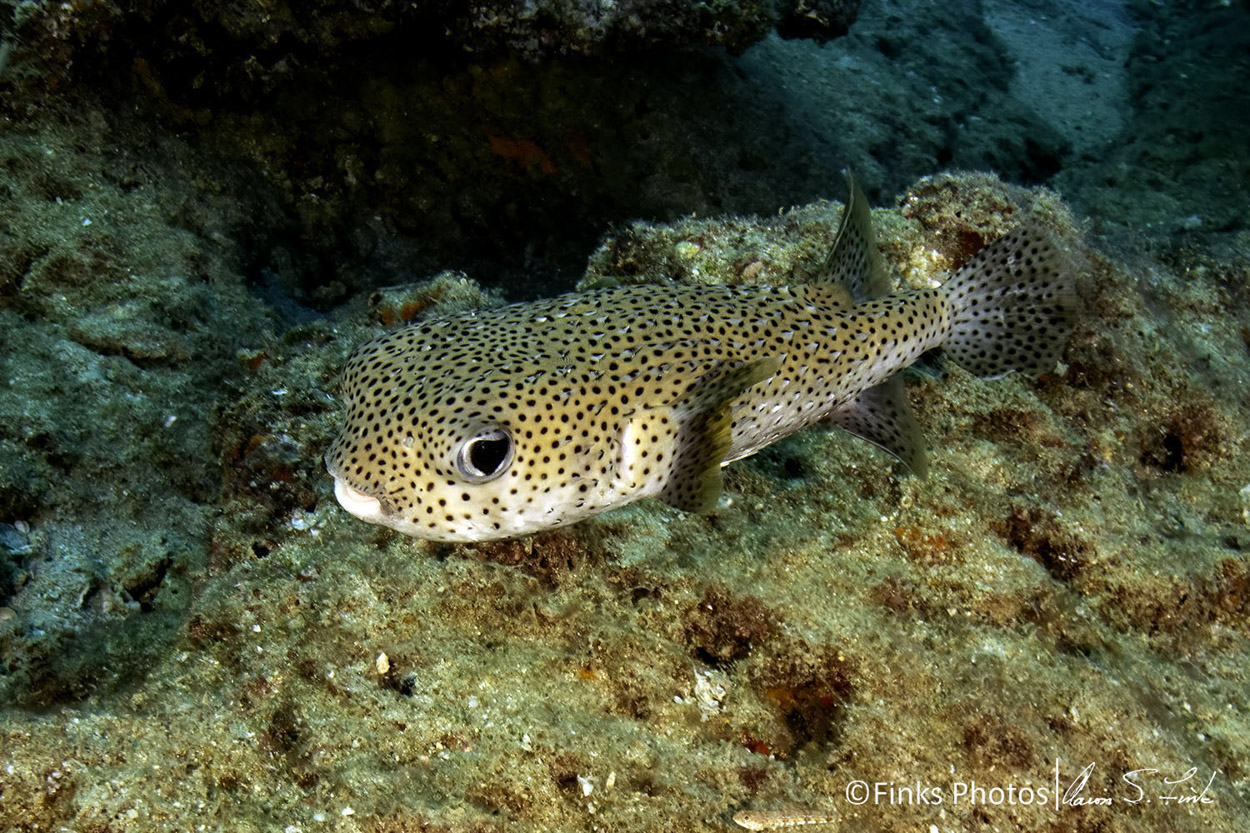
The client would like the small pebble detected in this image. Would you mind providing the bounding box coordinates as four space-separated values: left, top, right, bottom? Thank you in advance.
0 523 32 555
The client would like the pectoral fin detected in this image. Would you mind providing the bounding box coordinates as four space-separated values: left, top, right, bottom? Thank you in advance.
658 357 779 512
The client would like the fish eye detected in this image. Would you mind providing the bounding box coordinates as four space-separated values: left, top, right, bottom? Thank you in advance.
457 427 513 482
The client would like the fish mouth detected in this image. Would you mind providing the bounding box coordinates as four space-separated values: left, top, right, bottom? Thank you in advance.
333 477 386 523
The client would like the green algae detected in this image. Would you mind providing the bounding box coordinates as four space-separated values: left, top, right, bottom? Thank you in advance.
0 114 276 707
2 166 1247 831
0 1 1248 827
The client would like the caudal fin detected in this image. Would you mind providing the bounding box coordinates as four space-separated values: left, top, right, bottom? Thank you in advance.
942 225 1077 378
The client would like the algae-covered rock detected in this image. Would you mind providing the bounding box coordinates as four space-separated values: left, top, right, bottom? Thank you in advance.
2 171 1247 832
0 0 1248 829
0 0 858 91
0 112 276 706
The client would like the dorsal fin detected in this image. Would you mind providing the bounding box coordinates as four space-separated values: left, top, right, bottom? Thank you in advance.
817 170 890 302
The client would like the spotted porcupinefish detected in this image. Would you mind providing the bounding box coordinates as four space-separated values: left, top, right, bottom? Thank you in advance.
325 174 1075 542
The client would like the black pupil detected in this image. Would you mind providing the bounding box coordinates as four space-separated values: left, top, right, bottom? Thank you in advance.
468 436 509 475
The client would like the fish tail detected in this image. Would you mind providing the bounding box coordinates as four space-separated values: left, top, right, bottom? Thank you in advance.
941 225 1077 378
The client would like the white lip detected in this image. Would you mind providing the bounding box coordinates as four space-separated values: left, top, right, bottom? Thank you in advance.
333 478 384 522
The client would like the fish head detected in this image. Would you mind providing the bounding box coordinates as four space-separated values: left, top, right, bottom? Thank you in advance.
324 327 634 542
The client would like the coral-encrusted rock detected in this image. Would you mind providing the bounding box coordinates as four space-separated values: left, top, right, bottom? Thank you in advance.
1 0 860 96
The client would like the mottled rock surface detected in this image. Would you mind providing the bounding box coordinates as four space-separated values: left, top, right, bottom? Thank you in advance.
2 167 1248 832
1 0 1248 830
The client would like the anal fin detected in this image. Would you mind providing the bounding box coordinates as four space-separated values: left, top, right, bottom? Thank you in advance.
827 375 929 477
658 357 778 512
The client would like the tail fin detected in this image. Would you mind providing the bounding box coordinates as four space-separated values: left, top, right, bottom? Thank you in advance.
942 225 1077 378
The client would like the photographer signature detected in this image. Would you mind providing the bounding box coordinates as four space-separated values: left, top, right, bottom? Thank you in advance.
1059 760 1219 806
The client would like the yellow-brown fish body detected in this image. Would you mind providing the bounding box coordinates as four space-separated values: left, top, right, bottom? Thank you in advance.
326 176 1074 542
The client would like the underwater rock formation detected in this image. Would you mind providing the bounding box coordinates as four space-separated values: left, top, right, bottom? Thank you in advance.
1 0 859 87
0 0 1248 830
